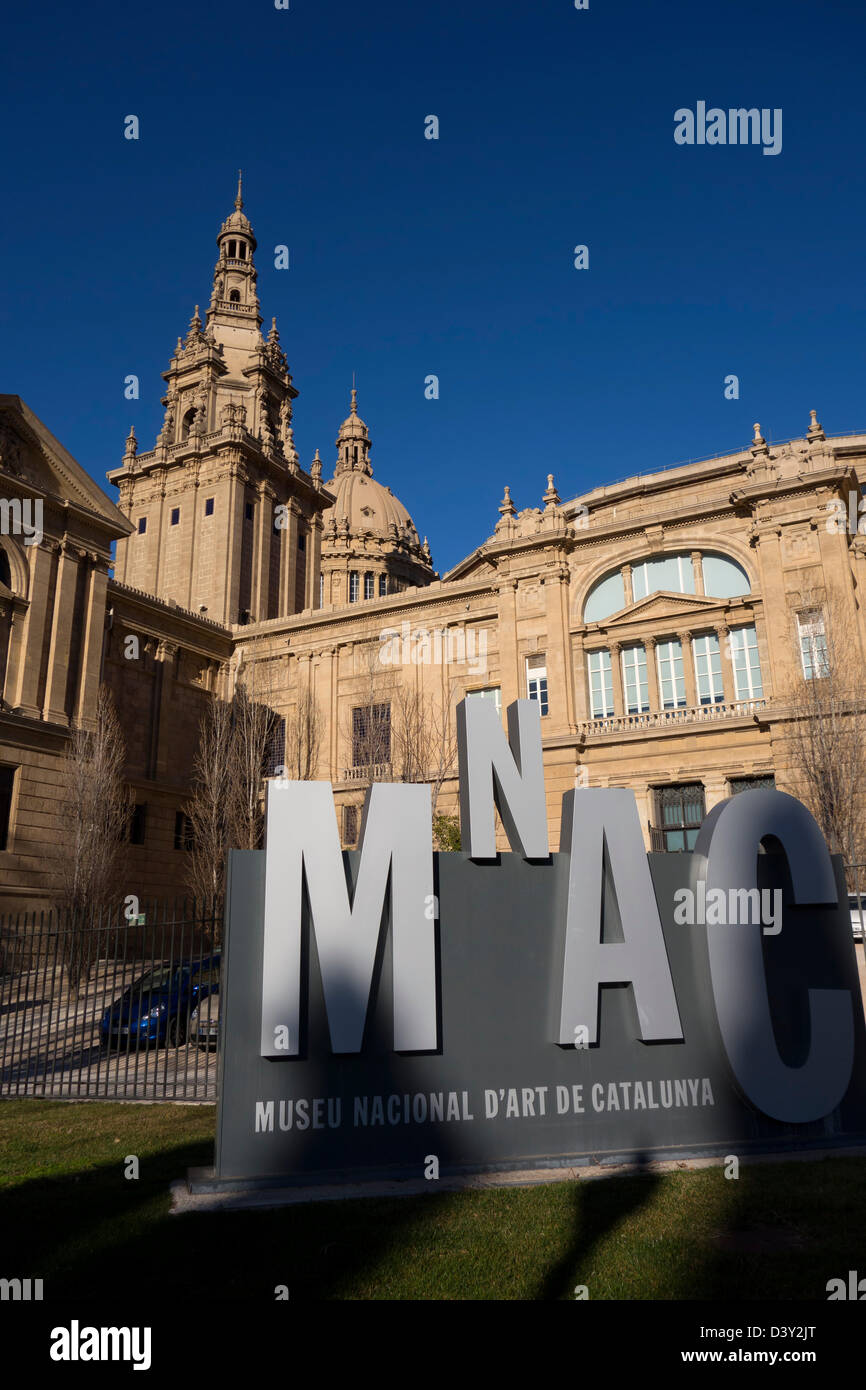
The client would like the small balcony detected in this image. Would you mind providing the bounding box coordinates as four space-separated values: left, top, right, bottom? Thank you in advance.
340 763 393 783
580 698 768 739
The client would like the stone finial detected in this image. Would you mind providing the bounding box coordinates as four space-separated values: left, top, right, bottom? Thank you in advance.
422 537 432 562
235 169 244 211
185 305 203 347
498 485 516 518
807 408 826 442
268 316 280 345
175 336 183 356
124 425 137 464
350 385 358 416
751 422 769 457
543 473 561 508
311 448 322 486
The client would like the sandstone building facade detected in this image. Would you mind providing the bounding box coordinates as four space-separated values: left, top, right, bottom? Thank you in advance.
0 184 864 910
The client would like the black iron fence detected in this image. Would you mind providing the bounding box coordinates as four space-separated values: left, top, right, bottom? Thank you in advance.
0 901 222 1100
1 863 864 1105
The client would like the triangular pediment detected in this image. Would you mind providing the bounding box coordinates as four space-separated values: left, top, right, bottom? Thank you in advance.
444 547 496 582
0 396 132 536
600 591 724 628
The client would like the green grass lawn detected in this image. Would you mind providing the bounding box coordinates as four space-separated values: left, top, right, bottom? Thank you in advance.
0 1099 862 1300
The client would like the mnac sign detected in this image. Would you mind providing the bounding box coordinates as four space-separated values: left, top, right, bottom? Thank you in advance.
211 699 866 1186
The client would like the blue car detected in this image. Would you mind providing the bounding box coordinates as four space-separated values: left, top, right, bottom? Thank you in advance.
99 954 221 1048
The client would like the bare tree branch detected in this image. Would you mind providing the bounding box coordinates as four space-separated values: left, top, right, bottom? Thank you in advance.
780 591 866 878
54 685 133 994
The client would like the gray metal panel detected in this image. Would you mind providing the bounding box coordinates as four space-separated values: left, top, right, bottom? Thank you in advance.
214 847 866 1182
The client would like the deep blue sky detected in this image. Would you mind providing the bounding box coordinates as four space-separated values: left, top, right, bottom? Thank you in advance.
1 0 864 574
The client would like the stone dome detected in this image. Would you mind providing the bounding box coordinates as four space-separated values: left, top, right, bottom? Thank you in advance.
319 388 434 592
323 468 420 544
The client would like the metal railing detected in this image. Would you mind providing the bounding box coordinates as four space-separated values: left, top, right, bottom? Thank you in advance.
340 763 393 782
845 864 866 944
0 900 222 1101
581 699 768 738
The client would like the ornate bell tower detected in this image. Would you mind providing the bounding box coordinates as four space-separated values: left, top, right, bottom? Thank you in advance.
109 178 330 625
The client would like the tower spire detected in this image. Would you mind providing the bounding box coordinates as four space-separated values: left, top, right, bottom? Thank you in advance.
207 178 261 334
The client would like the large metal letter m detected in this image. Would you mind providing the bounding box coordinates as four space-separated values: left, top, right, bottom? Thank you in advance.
260 782 436 1056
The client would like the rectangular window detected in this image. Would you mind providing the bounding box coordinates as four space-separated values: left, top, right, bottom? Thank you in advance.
378 574 388 597
729 774 775 795
170 507 180 526
364 573 374 600
129 803 147 845
798 611 828 680
137 517 147 535
298 531 306 551
174 811 194 851
729 625 763 699
263 716 286 778
587 650 614 717
245 501 254 522
0 766 15 851
654 783 705 852
621 645 649 714
349 572 359 603
526 654 549 715
656 639 686 708
204 497 214 517
344 805 358 845
466 686 502 716
352 703 391 767
692 632 724 704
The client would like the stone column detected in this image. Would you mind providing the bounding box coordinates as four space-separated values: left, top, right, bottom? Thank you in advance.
691 551 704 595
645 636 660 710
308 515 323 610
184 475 201 612
279 501 301 616
542 567 575 735
622 563 634 607
497 580 520 711
75 555 110 729
716 623 735 702
678 630 697 707
151 640 179 781
572 632 587 723
42 541 80 725
609 640 624 716
329 645 342 778
315 646 335 780
253 483 274 621
1 598 28 709
152 469 168 597
749 527 789 696
224 465 246 625
12 542 55 717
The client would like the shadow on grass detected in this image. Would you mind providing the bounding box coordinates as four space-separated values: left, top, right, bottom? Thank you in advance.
535 1151 661 1301
0 1137 468 1301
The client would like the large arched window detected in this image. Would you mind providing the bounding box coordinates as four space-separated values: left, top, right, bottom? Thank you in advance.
0 549 11 589
229 289 241 303
583 551 750 623
701 553 751 598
